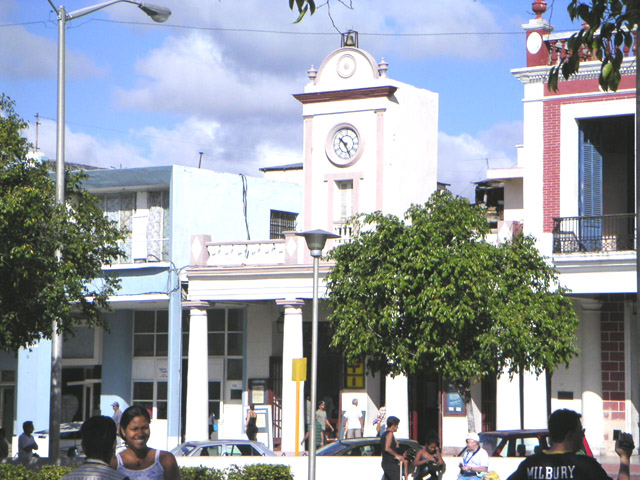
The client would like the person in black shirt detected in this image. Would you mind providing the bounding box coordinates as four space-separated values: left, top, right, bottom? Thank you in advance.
381 416 410 480
507 409 633 480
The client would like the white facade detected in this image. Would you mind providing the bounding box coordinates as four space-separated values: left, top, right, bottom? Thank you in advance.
185 38 440 452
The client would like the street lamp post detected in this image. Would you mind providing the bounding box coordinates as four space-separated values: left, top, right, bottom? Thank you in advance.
45 0 170 461
295 229 339 480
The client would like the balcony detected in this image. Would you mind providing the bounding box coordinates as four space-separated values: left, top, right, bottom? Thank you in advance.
552 214 636 254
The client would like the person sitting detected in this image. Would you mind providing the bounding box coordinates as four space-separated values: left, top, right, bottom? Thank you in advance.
412 432 446 480
516 443 526 457
457 432 489 479
61 416 128 480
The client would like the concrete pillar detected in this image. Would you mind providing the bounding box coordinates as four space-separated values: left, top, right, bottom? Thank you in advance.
184 302 210 441
277 299 305 453
579 298 604 455
385 374 409 438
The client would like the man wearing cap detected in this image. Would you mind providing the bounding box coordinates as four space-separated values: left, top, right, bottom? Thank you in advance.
111 402 122 431
458 432 489 479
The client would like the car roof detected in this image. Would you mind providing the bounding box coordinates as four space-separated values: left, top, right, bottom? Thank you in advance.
480 429 548 436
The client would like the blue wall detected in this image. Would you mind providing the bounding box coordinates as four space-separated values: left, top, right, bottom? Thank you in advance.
100 310 133 415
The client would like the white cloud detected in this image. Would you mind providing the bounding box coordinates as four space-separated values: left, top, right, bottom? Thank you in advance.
438 121 522 199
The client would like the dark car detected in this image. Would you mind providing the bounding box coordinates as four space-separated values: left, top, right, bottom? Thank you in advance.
317 437 421 458
474 429 593 458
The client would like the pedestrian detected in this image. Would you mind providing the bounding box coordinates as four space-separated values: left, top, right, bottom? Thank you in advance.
457 432 489 479
316 401 334 445
209 412 217 439
17 420 38 462
507 409 633 480
245 404 258 441
412 432 446 480
61 416 128 480
113 405 180 480
343 398 364 438
381 416 410 480
0 427 8 459
112 402 123 431
373 405 387 437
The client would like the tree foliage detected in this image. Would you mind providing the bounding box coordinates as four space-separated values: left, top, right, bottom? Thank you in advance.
326 191 579 394
549 0 639 91
289 0 316 23
0 95 124 350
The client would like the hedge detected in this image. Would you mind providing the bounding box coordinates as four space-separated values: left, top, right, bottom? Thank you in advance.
0 464 293 480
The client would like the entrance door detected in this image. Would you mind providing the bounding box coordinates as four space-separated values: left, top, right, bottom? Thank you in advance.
0 386 14 436
67 380 102 420
409 374 440 442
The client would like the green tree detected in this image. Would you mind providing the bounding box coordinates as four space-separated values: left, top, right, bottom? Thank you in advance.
0 95 124 351
289 0 316 23
326 191 579 429
549 0 638 91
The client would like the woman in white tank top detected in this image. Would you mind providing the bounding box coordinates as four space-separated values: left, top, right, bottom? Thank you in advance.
112 405 180 480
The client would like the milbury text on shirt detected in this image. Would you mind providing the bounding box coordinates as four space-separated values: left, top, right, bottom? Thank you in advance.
526 465 576 479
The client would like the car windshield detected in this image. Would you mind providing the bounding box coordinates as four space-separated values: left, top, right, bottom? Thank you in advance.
171 443 198 456
317 442 350 455
479 433 548 457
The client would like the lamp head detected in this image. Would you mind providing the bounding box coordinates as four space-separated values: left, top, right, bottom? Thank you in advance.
138 2 171 22
296 229 340 257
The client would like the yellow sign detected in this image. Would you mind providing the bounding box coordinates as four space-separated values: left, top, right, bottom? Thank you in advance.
292 358 307 381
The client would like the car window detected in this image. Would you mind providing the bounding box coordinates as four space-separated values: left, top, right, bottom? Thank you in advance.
198 445 222 456
236 444 258 456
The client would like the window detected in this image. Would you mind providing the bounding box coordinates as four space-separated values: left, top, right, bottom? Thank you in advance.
270 210 297 239
147 191 170 262
98 190 170 264
335 180 354 221
208 309 244 381
134 311 168 357
133 380 167 419
99 192 135 263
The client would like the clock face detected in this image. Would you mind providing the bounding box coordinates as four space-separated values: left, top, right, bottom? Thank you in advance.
325 123 364 167
332 127 359 160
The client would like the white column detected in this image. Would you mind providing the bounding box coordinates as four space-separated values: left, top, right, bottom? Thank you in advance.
277 299 305 453
579 298 604 455
184 302 210 441
385 374 409 438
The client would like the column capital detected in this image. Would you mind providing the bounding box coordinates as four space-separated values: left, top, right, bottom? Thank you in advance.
576 297 603 312
183 300 213 310
276 298 305 309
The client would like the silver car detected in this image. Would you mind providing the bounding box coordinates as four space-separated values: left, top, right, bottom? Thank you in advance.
34 422 84 457
170 440 276 457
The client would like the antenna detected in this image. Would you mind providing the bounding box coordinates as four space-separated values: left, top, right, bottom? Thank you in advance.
198 151 204 168
34 113 41 152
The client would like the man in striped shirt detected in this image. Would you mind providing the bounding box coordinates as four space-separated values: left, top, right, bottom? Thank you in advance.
62 416 129 480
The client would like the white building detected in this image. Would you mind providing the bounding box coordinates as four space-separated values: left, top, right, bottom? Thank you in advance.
185 32 441 452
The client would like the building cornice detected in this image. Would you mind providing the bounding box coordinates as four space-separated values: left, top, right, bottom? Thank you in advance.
293 86 398 104
511 58 636 85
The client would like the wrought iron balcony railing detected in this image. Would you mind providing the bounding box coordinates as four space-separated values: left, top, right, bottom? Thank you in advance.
552 214 636 254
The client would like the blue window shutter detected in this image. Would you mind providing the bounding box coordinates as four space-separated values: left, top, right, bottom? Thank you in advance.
578 123 603 250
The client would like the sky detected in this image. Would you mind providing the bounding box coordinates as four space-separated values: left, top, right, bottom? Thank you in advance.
0 0 580 199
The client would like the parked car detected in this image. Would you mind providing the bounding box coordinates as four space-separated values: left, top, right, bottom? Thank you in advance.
170 440 276 457
472 429 593 458
317 437 421 458
34 422 84 458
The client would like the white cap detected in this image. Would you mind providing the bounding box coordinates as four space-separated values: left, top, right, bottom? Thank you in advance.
466 432 480 442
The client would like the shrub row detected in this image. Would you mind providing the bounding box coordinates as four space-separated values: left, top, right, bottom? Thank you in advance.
0 463 293 480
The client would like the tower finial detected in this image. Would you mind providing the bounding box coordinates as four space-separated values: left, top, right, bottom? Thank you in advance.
532 0 547 19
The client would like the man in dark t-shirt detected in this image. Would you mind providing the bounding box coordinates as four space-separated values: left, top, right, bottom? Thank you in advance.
507 409 633 480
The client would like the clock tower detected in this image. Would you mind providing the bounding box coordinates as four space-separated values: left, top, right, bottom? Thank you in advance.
293 33 439 237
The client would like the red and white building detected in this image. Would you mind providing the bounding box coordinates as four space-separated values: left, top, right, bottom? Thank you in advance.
486 0 639 455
